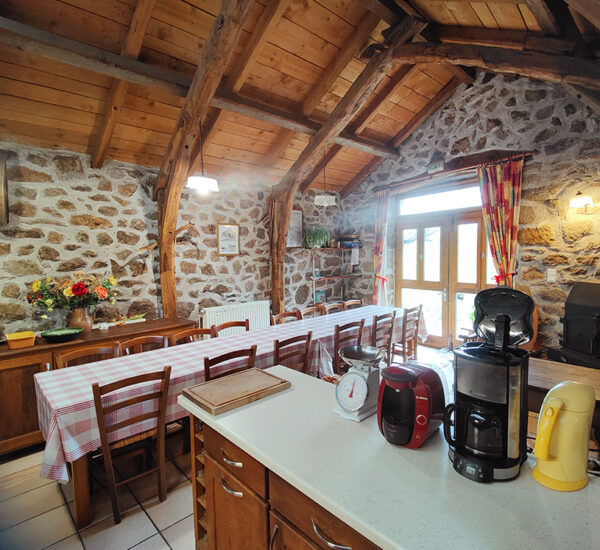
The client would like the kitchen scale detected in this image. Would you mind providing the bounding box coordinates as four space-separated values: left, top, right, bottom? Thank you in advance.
334 346 384 422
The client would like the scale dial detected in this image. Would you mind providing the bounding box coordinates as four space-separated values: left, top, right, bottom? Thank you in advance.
335 371 369 412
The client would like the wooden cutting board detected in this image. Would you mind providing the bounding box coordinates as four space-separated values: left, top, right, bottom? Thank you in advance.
182 368 291 415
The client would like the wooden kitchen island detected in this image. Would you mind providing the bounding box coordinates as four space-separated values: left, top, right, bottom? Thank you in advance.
179 366 600 550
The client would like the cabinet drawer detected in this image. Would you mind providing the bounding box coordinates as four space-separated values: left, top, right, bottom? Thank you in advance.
205 455 268 550
204 425 267 499
269 472 380 550
269 511 318 550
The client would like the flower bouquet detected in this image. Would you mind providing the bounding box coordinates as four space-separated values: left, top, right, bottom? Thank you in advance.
27 272 117 319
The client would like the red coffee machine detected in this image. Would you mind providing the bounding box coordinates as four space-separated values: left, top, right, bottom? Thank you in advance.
377 362 445 449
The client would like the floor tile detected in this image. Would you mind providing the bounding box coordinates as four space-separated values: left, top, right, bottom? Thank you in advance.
80 505 157 550
0 482 65 531
43 534 84 550
0 450 44 479
0 464 54 502
142 481 193 531
0 504 76 550
66 483 137 528
127 460 186 503
161 514 195 550
129 533 170 549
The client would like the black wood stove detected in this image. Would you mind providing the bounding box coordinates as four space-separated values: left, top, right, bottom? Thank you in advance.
547 281 600 369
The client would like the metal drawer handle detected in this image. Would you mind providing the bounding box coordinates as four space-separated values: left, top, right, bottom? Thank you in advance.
268 523 279 550
220 477 243 498
220 449 243 468
311 518 352 550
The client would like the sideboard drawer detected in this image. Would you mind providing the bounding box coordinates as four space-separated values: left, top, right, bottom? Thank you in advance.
269 472 380 550
204 425 267 499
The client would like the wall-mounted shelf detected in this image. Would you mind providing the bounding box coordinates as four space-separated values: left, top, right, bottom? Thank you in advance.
311 274 362 281
310 246 361 303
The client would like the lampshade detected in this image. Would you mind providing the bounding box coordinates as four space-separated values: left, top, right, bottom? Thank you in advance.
569 192 593 210
314 194 336 207
186 173 219 195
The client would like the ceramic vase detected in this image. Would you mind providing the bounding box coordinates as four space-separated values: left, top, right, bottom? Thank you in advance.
69 308 94 332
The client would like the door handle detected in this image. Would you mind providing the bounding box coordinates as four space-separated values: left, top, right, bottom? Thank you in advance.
442 288 447 302
220 477 243 498
268 523 279 550
311 518 352 549
220 449 243 468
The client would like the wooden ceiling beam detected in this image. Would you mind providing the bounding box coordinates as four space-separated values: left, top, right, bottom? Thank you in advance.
158 0 254 318
340 76 462 197
565 0 600 32
392 43 600 89
299 145 343 193
91 0 155 169
525 0 562 35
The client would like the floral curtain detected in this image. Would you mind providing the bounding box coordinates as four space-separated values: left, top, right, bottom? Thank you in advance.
372 189 391 304
478 158 524 287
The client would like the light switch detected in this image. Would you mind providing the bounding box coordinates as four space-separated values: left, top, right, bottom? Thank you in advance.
547 268 557 282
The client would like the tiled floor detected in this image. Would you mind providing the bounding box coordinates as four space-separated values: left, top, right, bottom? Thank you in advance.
0 433 195 550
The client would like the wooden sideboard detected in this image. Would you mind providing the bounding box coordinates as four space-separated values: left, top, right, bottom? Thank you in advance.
0 317 195 455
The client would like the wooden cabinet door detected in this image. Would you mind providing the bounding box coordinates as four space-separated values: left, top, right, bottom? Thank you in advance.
205 454 268 550
0 352 51 454
269 511 319 550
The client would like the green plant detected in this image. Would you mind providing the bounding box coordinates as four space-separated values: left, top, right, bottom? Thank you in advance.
304 226 330 249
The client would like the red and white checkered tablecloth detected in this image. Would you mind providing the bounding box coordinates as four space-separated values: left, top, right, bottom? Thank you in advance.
34 305 403 482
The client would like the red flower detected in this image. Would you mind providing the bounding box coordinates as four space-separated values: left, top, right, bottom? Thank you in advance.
71 282 88 296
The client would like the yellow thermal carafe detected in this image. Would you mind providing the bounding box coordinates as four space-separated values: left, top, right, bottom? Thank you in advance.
532 380 595 491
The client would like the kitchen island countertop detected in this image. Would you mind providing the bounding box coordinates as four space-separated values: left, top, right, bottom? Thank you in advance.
178 366 599 550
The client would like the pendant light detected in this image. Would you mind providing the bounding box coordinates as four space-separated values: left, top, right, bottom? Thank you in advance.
314 165 335 207
186 120 219 194
569 191 593 211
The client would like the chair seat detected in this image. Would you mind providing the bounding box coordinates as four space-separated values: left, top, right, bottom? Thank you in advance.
110 428 157 450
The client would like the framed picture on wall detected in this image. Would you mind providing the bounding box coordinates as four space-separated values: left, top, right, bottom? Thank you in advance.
0 154 7 226
286 208 303 248
217 223 240 256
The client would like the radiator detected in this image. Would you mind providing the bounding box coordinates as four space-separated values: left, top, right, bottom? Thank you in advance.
199 300 271 334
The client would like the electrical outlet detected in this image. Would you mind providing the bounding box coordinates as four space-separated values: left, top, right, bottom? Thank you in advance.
547 268 557 282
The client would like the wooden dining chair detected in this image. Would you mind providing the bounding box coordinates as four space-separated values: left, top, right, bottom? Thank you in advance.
204 345 257 382
320 302 345 315
343 299 364 310
392 305 422 363
210 319 250 338
54 343 120 369
274 331 313 373
333 319 365 373
371 312 396 367
169 327 213 346
92 366 171 524
299 306 321 319
118 335 168 355
270 310 302 325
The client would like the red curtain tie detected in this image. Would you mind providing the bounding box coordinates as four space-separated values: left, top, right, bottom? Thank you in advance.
493 272 516 285
375 275 387 283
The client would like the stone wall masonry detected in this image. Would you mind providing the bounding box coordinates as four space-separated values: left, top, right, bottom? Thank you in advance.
343 72 600 347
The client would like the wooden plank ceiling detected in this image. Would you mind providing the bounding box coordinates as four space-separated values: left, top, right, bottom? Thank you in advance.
0 0 598 196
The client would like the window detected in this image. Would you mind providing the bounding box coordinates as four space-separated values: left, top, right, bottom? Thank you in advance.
399 186 482 216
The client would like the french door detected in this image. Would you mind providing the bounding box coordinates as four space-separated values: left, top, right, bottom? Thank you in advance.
395 209 496 348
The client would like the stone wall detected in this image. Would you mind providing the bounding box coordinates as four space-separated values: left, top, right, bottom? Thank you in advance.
346 72 600 347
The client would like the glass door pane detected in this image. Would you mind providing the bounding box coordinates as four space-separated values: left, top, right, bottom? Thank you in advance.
402 288 444 337
485 245 499 286
455 292 476 338
402 228 417 280
423 226 441 282
456 223 478 284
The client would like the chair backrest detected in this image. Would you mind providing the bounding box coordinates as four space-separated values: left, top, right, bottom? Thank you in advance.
320 302 344 315
371 312 395 365
169 327 212 346
333 319 365 372
270 310 302 325
299 306 321 319
343 299 364 310
274 332 312 373
54 343 120 369
204 345 257 382
403 305 422 342
210 319 250 338
92 366 171 451
119 335 168 355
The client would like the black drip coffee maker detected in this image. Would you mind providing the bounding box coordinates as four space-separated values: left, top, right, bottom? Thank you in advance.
443 287 534 482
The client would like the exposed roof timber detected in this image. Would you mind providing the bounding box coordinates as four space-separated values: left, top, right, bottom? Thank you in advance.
158 0 255 318
358 0 423 24
299 145 343 193
340 76 462 197
563 83 600 114
525 0 562 35
392 43 600 89
271 16 428 201
210 92 400 159
91 0 156 169
566 0 600 31
433 25 577 54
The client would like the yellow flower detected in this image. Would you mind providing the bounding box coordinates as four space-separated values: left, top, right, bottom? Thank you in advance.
45 277 52 283
47 307 53 312
44 299 53 307
41 314 48 319
63 287 73 297
108 275 117 286
32 280 41 292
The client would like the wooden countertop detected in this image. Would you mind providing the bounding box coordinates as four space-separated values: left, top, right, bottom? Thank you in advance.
529 357 600 400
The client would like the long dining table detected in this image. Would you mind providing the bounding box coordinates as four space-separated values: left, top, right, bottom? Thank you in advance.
33 305 405 528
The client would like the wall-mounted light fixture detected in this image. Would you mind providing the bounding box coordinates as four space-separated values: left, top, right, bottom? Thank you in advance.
569 191 594 213
186 120 219 195
314 166 336 207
